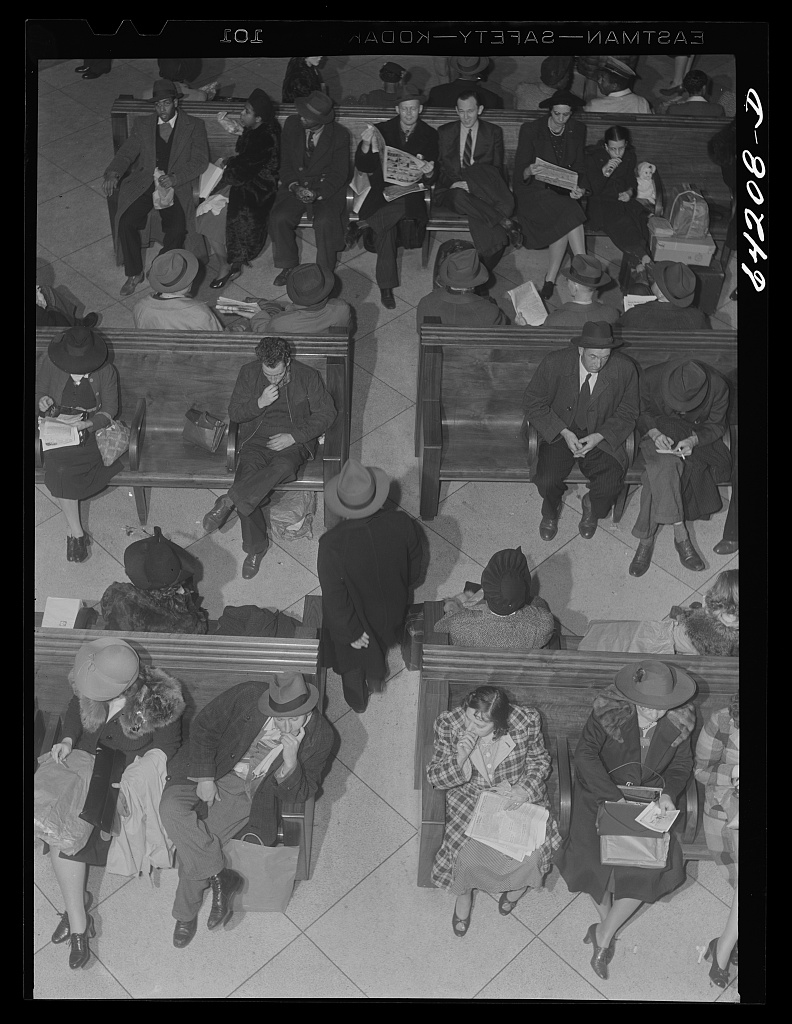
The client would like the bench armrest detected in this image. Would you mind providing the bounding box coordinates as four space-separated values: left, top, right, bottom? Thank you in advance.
524 421 539 469
226 420 239 473
625 427 638 467
423 601 450 645
345 185 355 217
556 735 572 839
128 398 146 471
680 775 701 846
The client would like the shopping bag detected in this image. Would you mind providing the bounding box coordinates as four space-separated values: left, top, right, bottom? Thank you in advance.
667 188 710 239
223 833 300 912
95 418 131 466
183 407 227 453
267 489 317 541
34 750 96 855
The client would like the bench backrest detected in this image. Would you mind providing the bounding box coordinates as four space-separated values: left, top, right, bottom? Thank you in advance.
110 99 732 209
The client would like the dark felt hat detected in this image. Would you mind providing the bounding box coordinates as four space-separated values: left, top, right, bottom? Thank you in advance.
258 673 319 718
539 89 585 110
152 79 179 101
286 263 334 306
661 359 710 412
147 249 199 293
653 261 696 307
438 248 489 288
541 56 573 88
571 321 622 348
294 90 335 124
480 547 530 615
395 83 424 104
124 526 192 591
614 660 696 710
324 459 390 519
451 55 490 77
380 61 406 83
561 254 611 288
47 326 108 374
247 87 274 122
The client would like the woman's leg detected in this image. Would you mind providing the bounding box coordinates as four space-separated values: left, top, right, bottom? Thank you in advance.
544 237 569 284
454 888 473 927
55 497 83 538
716 880 738 969
598 896 642 947
49 849 89 934
592 891 612 923
211 240 231 277
567 224 586 256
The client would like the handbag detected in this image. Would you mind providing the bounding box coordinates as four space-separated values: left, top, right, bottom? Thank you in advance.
223 833 300 912
95 418 131 466
183 407 227 453
79 744 127 836
596 763 670 869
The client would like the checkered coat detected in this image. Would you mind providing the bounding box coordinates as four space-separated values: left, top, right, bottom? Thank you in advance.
694 702 739 887
426 705 562 890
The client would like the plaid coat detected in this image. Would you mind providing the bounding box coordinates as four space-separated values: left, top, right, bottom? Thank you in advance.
694 704 739 887
426 705 561 890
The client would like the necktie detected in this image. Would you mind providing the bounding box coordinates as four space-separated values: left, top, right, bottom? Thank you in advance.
575 373 592 426
158 120 172 142
462 128 472 169
305 129 315 158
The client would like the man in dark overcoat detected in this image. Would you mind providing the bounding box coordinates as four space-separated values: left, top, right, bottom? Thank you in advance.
317 460 423 714
628 359 731 577
352 83 439 309
522 321 639 541
435 92 521 273
269 91 351 284
161 673 334 948
103 79 209 296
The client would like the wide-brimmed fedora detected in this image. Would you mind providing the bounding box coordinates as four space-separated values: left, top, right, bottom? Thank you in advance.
571 321 622 349
47 326 108 374
561 254 611 288
539 89 585 110
614 660 696 710
147 249 199 293
324 459 390 519
661 359 710 412
603 57 639 80
653 261 696 307
73 637 140 701
294 90 335 124
438 247 489 288
541 56 573 88
451 55 490 77
124 526 193 591
286 263 334 306
152 78 179 101
395 82 424 104
258 673 319 718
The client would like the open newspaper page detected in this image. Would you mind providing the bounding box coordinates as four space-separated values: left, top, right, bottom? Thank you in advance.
533 156 578 191
464 790 548 861
382 144 425 186
38 417 82 451
507 280 548 326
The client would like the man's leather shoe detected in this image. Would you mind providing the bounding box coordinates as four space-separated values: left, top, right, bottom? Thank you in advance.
242 549 266 579
362 227 376 253
202 494 235 533
578 494 598 539
75 64 91 73
675 537 705 571
713 539 738 556
345 222 362 249
539 513 559 541
273 267 295 287
120 274 144 296
173 917 198 948
380 288 396 309
210 267 242 289
502 219 523 249
82 72 103 80
629 540 654 577
79 312 99 329
206 868 243 930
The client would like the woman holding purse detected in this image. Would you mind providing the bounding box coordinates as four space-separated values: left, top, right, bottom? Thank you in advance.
36 328 122 563
555 660 696 980
34 639 185 969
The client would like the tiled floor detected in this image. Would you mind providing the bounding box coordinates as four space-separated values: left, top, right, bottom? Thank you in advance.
33 54 738 1000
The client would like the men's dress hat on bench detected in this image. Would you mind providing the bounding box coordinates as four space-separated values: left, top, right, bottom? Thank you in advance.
258 673 319 718
124 526 193 590
561 254 611 289
147 249 199 294
573 320 622 348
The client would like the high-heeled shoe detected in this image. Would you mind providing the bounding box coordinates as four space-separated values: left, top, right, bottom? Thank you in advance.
729 941 738 966
71 534 89 563
211 267 242 289
451 892 474 937
52 892 94 944
68 913 96 969
539 280 555 300
704 936 731 988
583 923 615 980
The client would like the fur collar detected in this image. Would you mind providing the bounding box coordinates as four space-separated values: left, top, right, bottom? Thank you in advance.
70 666 185 738
592 683 696 747
680 609 739 657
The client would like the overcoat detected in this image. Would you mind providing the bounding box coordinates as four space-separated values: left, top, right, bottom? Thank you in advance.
104 110 209 265
354 115 439 221
584 143 650 258
317 508 423 681
521 343 639 472
426 704 562 889
555 684 695 903
277 116 351 205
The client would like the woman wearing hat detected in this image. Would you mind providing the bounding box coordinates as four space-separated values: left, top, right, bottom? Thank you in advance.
514 56 573 111
100 527 208 634
555 660 696 980
197 89 280 289
427 685 562 936
317 460 423 713
585 125 653 269
434 547 555 650
513 90 590 300
282 56 326 103
36 328 123 563
35 639 185 969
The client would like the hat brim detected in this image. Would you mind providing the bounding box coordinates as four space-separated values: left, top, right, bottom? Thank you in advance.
258 681 320 718
147 250 200 293
561 266 612 288
438 262 489 287
73 637 139 701
47 334 108 374
286 276 334 306
571 333 621 348
451 57 490 76
614 661 697 709
660 359 709 412
324 465 390 519
654 263 695 307
294 97 334 123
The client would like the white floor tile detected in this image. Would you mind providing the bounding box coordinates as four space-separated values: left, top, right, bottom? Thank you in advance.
475 935 605 1000
33 941 133 999
229 935 366 998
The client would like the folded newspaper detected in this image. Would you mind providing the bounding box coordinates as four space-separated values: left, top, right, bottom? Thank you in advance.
507 280 548 326
214 296 261 315
533 156 578 191
623 294 657 313
38 416 82 451
464 789 548 862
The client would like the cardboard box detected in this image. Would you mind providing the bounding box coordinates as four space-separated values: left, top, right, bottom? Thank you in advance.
650 233 716 267
41 597 92 629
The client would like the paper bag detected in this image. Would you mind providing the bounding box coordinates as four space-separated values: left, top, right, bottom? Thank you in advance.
223 834 300 912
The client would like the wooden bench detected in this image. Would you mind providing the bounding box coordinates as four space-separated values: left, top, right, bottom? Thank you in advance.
416 324 738 521
109 99 732 267
415 602 738 886
34 601 326 881
35 328 351 527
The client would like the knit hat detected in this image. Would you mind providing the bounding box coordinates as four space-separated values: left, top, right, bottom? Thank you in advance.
124 526 193 591
480 547 531 615
73 638 140 701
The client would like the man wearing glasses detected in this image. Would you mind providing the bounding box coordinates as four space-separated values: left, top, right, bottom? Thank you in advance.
202 337 336 579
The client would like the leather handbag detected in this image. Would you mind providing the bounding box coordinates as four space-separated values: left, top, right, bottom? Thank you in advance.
183 407 227 453
95 418 131 466
79 744 127 836
596 763 670 869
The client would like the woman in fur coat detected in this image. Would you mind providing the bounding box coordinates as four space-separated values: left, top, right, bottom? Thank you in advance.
670 569 739 657
197 88 280 288
36 639 185 970
555 660 696 981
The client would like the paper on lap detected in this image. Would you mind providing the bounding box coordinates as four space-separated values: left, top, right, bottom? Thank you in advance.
507 280 548 326
465 789 548 861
